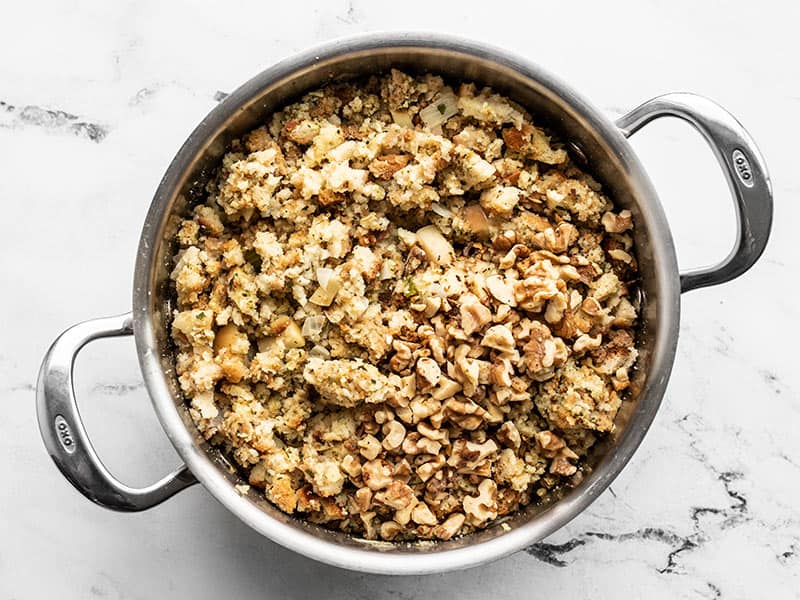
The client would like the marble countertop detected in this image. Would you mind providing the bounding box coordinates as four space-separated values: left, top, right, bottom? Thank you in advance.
2 1 798 598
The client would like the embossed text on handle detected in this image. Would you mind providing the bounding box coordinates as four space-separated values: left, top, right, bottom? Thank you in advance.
732 149 755 188
54 415 77 454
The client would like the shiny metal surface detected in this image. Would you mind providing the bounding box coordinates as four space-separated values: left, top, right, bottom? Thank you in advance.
36 313 197 511
616 93 773 293
36 32 771 574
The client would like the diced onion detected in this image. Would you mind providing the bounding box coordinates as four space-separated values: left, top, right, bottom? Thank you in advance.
310 267 342 307
416 225 454 266
316 267 335 290
308 345 331 360
464 204 490 237
309 285 338 307
397 228 418 248
301 315 327 338
280 319 305 348
379 259 396 280
390 110 414 128
419 91 459 130
486 275 517 306
431 202 455 219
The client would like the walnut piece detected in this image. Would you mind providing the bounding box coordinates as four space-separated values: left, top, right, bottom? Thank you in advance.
415 357 442 388
382 420 407 450
481 324 516 353
463 479 498 527
601 210 633 233
362 459 395 491
460 294 492 336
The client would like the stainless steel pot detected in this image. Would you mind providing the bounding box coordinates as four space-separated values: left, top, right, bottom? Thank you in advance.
36 33 773 574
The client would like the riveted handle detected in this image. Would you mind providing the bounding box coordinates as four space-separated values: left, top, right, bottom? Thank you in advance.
36 312 197 511
616 93 773 293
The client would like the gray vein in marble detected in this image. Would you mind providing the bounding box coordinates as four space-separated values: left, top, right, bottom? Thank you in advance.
91 382 144 396
89 571 125 600
9 381 145 395
336 0 357 24
710 323 734 358
764 258 786 267
778 542 799 565
527 413 755 575
779 452 800 471
525 537 588 567
128 84 226 108
9 382 35 392
705 582 723 599
529 525 703 580
0 100 107 142
129 87 158 105
759 369 784 395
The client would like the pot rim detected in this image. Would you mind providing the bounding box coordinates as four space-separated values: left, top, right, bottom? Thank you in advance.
132 31 680 574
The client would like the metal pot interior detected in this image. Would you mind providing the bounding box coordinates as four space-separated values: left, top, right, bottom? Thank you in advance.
133 35 680 572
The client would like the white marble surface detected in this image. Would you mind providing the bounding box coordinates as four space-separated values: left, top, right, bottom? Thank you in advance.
1 1 798 598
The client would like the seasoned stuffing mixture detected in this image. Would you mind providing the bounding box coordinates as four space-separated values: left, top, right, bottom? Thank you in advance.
170 70 640 541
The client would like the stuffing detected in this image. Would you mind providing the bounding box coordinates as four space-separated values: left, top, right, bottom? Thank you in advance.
170 70 640 542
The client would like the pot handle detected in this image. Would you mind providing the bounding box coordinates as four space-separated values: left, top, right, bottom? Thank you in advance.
616 93 773 293
36 312 197 511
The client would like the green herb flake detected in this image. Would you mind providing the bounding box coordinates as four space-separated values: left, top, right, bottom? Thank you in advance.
196 311 206 320
403 277 419 299
437 103 447 115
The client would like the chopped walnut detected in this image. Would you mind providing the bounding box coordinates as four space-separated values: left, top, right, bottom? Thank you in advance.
532 223 578 253
415 357 442 388
601 210 633 233
432 513 466 540
389 340 414 373
485 274 517 306
375 480 416 510
521 322 558 378
460 294 492 335
402 432 442 456
382 420 407 450
417 421 448 442
431 375 463 401
416 455 446 481
497 421 522 449
341 454 362 478
354 487 373 512
550 456 578 476
444 397 487 430
411 502 439 526
362 459 394 491
463 479 499 527
481 324 516 353
358 434 382 460
573 333 602 354
489 358 513 387
448 439 498 473
380 520 403 540
535 430 566 455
